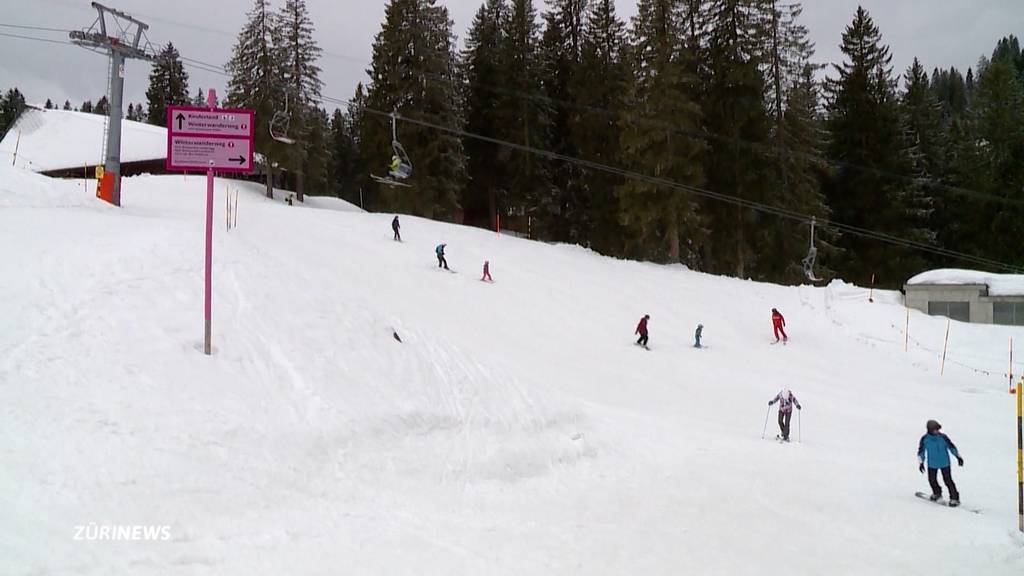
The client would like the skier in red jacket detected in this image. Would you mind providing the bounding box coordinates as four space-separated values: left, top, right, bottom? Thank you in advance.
635 314 650 348
772 308 788 343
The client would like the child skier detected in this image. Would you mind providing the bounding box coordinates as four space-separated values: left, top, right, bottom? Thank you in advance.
694 324 704 348
481 260 493 282
435 243 449 270
772 308 788 343
917 419 963 506
635 314 650 348
768 389 801 441
392 215 401 241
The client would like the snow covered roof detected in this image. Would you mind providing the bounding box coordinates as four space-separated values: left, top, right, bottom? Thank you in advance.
906 268 1024 296
0 107 166 173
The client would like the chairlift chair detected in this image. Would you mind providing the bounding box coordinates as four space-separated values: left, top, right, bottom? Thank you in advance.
802 217 824 282
371 112 413 187
269 94 296 145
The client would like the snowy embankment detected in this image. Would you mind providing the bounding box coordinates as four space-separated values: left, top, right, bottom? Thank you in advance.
1 166 1022 575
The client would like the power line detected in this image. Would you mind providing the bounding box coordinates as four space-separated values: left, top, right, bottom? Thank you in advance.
1 29 1018 272
0 23 72 33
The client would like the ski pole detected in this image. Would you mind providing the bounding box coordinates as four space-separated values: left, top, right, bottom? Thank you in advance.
762 405 772 439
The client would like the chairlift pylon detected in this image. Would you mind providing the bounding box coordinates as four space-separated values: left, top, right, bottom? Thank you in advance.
802 217 824 282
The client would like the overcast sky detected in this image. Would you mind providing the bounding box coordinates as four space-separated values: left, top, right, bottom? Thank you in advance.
1 0 1021 110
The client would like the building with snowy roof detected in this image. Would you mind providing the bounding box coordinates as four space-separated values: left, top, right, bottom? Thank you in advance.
0 106 168 178
905 269 1024 325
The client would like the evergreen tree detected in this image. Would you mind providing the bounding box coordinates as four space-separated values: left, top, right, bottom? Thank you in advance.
341 83 369 205
225 0 286 198
0 88 26 137
495 0 551 231
62 100 72 110
573 0 630 254
701 0 774 278
146 43 190 126
825 6 931 283
329 107 359 202
300 107 331 195
95 96 109 115
81 100 93 113
539 0 589 242
615 0 705 263
901 58 946 179
363 0 466 218
275 0 323 202
461 0 509 229
44 99 54 110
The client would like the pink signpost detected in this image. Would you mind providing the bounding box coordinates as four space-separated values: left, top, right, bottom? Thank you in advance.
166 93 255 355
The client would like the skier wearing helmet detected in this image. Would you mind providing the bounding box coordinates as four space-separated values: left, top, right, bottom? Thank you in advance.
918 419 963 507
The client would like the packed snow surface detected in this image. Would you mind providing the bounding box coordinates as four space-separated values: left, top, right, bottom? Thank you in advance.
908 268 1024 296
1 166 1023 575
0 108 166 172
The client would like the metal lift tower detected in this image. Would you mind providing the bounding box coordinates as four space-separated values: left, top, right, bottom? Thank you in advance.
70 2 159 207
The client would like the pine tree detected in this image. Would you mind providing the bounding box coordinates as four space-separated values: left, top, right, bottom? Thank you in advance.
702 0 775 278
573 0 630 255
825 6 931 283
329 107 359 202
225 0 286 199
363 0 466 218
95 96 109 115
81 100 93 113
615 0 705 263
146 43 190 126
0 88 26 137
44 99 54 110
275 0 323 202
901 58 946 179
461 0 509 229
495 0 551 231
62 100 72 110
539 0 589 242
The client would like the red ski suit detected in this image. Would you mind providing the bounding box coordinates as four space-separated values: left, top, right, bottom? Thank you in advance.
772 310 787 341
636 317 649 335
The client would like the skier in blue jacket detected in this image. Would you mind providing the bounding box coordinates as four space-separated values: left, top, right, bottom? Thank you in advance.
435 243 449 270
917 419 963 506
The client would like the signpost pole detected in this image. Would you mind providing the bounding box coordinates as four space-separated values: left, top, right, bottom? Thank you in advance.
204 89 216 356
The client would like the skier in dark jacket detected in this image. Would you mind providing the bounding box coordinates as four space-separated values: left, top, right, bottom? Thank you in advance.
918 420 963 506
392 216 401 241
694 324 704 348
768 389 801 441
635 315 650 348
436 244 449 270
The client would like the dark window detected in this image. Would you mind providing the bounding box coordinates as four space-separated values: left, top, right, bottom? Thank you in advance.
928 301 970 322
994 302 1024 326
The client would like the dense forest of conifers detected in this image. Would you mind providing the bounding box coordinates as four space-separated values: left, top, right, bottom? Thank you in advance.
3 0 1022 286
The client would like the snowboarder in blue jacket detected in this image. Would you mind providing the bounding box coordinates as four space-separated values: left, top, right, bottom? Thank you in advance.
917 419 963 506
436 244 449 270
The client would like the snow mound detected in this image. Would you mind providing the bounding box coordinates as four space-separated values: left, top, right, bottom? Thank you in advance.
1 168 1022 575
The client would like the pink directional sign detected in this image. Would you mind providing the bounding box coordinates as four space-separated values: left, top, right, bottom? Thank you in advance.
166 105 254 173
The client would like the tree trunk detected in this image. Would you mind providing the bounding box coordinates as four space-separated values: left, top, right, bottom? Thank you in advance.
265 162 274 199
668 209 680 263
296 171 304 203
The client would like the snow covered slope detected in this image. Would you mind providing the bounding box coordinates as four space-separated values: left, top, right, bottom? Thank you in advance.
1 166 1022 575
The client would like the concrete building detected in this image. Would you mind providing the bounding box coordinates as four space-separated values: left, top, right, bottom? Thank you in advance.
905 269 1024 325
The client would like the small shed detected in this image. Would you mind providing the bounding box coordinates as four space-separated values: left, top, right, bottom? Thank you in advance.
905 269 1024 325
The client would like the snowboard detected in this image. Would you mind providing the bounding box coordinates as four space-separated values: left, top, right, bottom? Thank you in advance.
770 339 788 346
634 342 650 351
914 492 981 514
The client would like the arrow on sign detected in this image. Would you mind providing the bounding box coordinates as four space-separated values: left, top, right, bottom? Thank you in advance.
176 112 185 130
230 155 246 165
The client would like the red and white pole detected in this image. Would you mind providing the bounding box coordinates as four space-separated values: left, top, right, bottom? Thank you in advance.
203 89 216 355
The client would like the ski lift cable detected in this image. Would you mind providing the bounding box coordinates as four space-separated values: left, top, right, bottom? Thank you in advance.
1 31 1012 273
323 95 1019 273
7 13 1016 208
